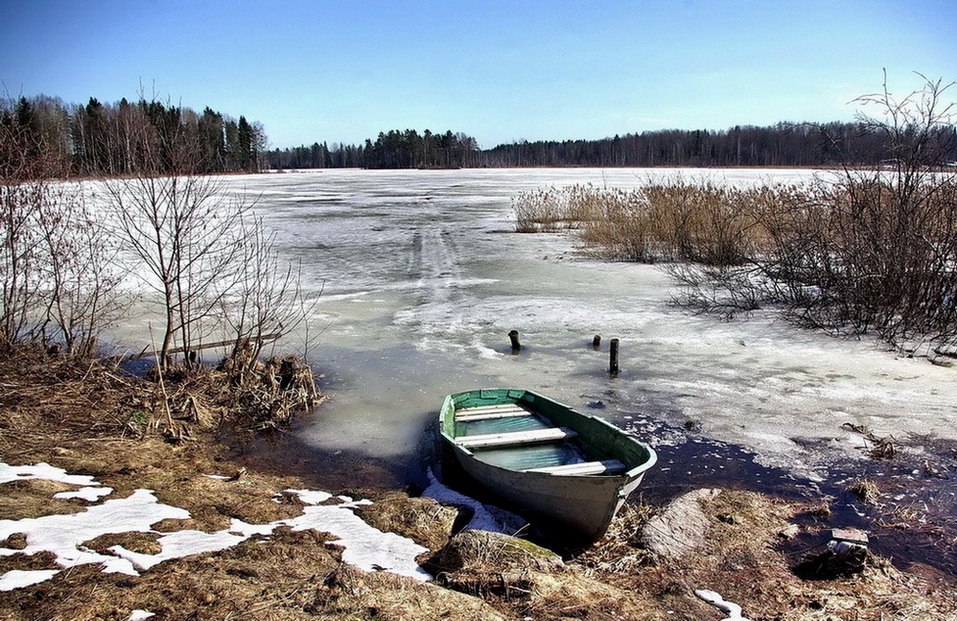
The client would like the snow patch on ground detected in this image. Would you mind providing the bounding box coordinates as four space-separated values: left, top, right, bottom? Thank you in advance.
0 462 431 591
695 588 752 620
0 462 101 487
422 469 525 534
54 486 114 501
0 569 60 591
0 488 189 577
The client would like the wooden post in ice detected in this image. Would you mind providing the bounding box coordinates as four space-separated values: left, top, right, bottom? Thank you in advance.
609 338 620 375
508 330 522 353
592 335 601 350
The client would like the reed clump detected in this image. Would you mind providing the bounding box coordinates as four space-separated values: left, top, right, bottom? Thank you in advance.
514 173 957 347
847 478 881 504
512 186 591 232
514 179 777 265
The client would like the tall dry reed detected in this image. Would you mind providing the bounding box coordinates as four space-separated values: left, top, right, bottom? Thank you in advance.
513 173 957 348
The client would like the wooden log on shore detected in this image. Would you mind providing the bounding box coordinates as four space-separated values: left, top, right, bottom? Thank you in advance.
127 333 283 360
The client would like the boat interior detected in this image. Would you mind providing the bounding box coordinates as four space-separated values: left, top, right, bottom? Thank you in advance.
452 402 627 475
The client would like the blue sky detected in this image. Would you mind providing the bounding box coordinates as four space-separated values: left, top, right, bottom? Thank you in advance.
1 1 955 149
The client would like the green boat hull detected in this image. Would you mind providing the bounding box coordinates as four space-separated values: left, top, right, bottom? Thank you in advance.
439 388 657 540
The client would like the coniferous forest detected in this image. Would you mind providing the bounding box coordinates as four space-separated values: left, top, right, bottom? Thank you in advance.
268 122 957 170
1 95 266 177
4 93 957 175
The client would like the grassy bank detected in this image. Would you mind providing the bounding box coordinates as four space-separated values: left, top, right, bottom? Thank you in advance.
2 348 956 619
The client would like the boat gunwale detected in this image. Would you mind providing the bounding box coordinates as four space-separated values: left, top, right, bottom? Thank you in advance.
439 388 657 480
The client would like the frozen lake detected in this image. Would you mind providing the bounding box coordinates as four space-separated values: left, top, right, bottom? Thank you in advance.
199 167 957 490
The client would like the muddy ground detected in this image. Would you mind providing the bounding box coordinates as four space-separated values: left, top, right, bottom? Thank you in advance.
1 350 955 620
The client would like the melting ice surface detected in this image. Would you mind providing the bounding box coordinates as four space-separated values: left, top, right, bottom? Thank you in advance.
119 168 957 483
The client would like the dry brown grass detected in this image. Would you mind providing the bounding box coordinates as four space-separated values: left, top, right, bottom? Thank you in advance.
314 563 508 620
0 343 320 462
847 478 881 504
352 491 460 552
513 179 787 266
425 529 669 620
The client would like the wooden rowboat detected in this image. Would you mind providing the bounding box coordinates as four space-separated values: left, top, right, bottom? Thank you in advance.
439 388 657 540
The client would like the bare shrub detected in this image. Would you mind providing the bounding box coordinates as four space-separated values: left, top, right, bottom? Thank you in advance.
221 219 313 375
669 165 957 347
752 74 957 346
1 103 125 355
605 75 957 350
0 178 43 346
669 263 763 319
33 183 127 356
106 98 313 373
1 110 49 346
511 75 956 351
107 172 252 368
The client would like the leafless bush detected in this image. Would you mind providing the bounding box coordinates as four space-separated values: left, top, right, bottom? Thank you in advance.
768 173 957 342
1 105 125 355
668 164 957 347
107 172 252 368
754 74 957 346
33 183 127 356
108 173 318 375
221 218 314 376
668 263 764 320
1 113 47 346
0 182 41 346
4 93 313 376
104 98 315 375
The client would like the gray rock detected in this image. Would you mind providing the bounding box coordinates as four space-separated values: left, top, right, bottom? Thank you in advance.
640 488 721 560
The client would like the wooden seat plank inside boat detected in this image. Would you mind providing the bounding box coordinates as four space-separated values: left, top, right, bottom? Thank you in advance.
455 405 533 422
456 403 526 413
524 459 627 476
453 427 578 449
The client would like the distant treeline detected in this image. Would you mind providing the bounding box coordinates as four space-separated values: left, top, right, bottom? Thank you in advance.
268 122 957 170
9 91 957 175
480 123 940 168
1 95 266 177
266 129 479 170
